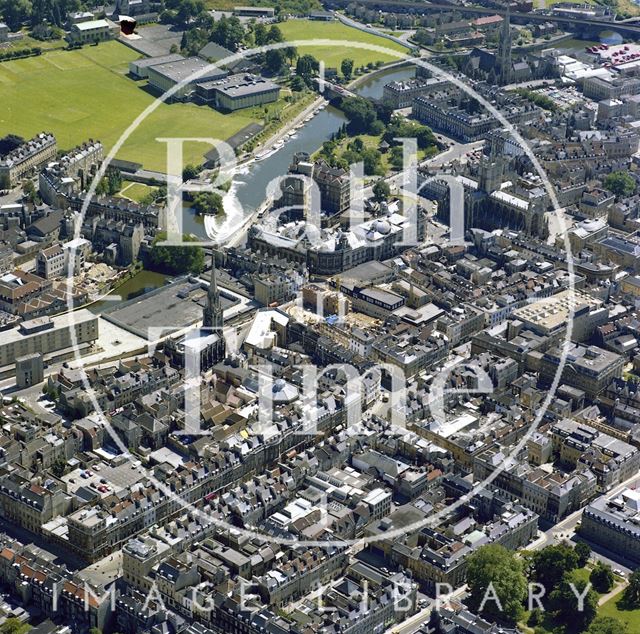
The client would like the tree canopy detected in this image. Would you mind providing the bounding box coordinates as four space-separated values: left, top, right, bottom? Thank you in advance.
530 542 579 589
373 179 391 202
586 616 628 634
341 58 354 80
604 171 637 199
549 570 598 631
575 540 592 567
146 232 205 276
340 96 384 135
590 562 614 593
193 192 224 216
623 569 640 607
465 544 527 625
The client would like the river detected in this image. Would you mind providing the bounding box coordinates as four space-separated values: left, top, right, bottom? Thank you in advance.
182 64 416 242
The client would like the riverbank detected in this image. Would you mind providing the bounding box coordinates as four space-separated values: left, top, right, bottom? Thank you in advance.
246 58 416 163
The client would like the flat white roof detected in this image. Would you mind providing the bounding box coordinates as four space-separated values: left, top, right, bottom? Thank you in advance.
74 19 110 31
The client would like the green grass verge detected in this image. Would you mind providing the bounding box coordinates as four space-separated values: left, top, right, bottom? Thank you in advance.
278 19 410 70
599 593 640 630
117 181 157 203
0 41 260 171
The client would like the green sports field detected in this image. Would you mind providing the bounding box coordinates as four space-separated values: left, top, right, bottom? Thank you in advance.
278 20 410 70
0 41 256 171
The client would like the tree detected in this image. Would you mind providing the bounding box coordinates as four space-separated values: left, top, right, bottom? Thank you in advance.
176 0 205 24
0 618 30 634
284 46 297 66
0 134 24 155
575 541 592 567
340 96 382 135
266 24 283 43
604 171 637 199
383 116 437 151
623 569 640 607
211 15 245 51
22 179 37 204
530 542 579 590
51 458 67 478
106 167 122 195
360 148 383 175
146 232 205 275
587 616 628 634
193 191 224 216
590 562 614 593
182 164 200 181
550 571 598 631
373 179 391 202
341 58 354 80
264 49 286 75
296 54 319 84
465 544 527 625
389 145 404 171
0 0 32 31
253 22 267 46
290 75 306 92
373 99 394 125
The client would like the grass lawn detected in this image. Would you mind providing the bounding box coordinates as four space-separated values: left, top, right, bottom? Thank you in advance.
0 41 259 171
599 593 640 630
518 564 630 634
0 31 67 52
117 181 157 203
614 0 640 17
278 19 410 70
545 0 595 5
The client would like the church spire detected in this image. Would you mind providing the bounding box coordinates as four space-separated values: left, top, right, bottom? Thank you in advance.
203 253 223 330
498 4 512 85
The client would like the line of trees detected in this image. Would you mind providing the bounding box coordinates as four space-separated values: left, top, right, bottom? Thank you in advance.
0 0 89 31
464 541 627 633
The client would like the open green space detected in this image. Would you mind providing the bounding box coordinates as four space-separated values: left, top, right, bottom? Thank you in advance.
0 41 258 171
599 592 640 630
117 181 157 204
0 30 66 52
278 19 410 69
203 0 322 12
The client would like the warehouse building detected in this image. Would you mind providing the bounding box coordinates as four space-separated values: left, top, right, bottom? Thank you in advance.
147 57 228 100
67 19 118 44
196 73 280 111
0 309 98 373
129 53 184 79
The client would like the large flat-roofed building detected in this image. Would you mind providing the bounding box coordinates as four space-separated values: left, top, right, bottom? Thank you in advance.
67 19 117 44
382 77 449 109
582 488 640 563
196 73 280 111
0 133 57 188
512 289 608 343
233 6 275 17
129 53 185 79
0 309 98 371
592 231 640 273
147 57 228 100
537 343 624 400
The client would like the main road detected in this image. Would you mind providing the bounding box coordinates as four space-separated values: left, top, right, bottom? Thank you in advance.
327 0 640 37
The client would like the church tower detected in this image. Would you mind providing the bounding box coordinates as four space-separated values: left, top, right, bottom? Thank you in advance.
479 138 505 194
203 254 223 331
497 6 512 85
